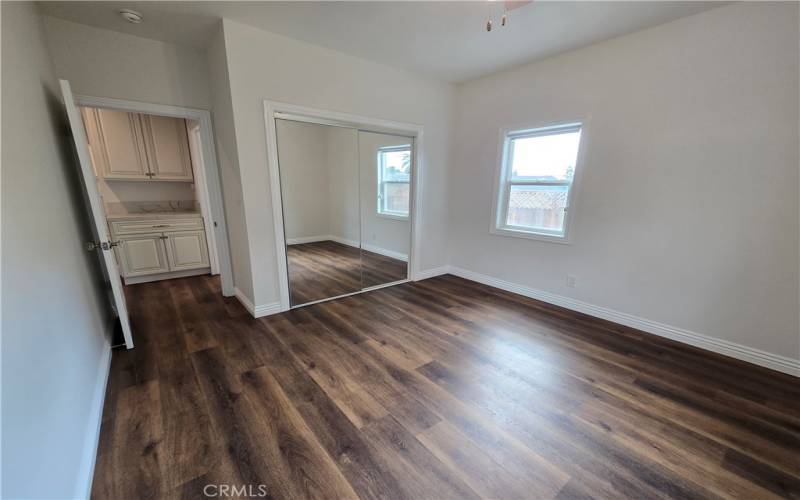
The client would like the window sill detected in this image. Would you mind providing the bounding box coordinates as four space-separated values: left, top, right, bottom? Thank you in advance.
377 212 409 222
489 225 571 244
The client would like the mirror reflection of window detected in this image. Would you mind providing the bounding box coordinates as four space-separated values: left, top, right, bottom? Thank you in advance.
377 145 411 218
360 131 412 290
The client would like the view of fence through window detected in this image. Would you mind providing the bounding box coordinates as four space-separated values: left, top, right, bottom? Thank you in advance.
502 125 581 236
506 184 569 231
378 146 411 217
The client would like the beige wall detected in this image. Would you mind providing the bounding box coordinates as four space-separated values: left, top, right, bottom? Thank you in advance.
449 2 799 362
1 3 112 498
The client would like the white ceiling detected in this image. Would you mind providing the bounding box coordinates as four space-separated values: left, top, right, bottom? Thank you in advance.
37 1 722 83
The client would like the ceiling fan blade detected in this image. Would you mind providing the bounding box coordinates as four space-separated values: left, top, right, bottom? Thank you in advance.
505 1 533 11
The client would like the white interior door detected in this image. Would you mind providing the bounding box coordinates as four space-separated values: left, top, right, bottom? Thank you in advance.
59 79 134 349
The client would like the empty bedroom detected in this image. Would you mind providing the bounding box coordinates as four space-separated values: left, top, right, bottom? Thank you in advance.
2 1 798 499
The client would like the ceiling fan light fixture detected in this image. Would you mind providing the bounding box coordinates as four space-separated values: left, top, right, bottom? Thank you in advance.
118 9 143 24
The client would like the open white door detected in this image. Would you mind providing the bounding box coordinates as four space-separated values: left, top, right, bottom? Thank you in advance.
59 79 134 349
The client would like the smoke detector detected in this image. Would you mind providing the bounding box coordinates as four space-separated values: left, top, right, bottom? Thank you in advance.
118 9 143 24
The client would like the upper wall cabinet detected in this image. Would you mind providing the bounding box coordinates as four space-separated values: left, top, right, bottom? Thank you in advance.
81 108 193 182
141 114 194 181
82 108 149 180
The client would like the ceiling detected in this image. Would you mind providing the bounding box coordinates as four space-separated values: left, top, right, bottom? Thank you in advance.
37 1 722 83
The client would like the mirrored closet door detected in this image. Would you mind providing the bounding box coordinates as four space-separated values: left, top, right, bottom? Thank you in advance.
275 118 412 307
359 131 412 289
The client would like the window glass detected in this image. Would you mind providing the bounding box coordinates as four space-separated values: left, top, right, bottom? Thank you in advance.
378 146 411 217
495 124 583 239
509 131 580 181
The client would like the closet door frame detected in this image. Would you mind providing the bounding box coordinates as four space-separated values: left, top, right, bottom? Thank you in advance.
263 100 424 312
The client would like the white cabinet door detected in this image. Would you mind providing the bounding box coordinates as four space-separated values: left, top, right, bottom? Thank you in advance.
142 115 194 181
89 109 150 180
118 233 169 277
164 230 209 270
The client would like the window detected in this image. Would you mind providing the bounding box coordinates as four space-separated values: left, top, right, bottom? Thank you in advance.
377 145 411 218
493 122 583 241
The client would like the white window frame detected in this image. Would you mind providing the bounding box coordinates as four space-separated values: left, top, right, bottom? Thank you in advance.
490 119 588 244
377 144 411 220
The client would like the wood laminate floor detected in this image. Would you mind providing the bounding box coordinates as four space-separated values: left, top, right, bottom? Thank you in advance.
286 240 408 305
93 274 800 499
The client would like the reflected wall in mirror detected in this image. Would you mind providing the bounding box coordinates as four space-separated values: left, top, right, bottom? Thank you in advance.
275 117 414 308
359 131 411 289
276 119 361 306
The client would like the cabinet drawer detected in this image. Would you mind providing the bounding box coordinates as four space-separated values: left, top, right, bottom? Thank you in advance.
110 217 204 236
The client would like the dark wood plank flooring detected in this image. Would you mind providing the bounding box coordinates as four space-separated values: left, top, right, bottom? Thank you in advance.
92 274 800 499
286 240 407 305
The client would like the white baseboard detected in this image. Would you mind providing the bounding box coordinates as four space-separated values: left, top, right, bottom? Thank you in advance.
286 235 331 245
327 234 361 248
234 287 282 318
234 287 255 315
286 234 362 248
253 302 283 317
75 338 112 499
285 235 408 262
123 268 210 285
361 242 408 262
413 265 451 281
447 266 800 377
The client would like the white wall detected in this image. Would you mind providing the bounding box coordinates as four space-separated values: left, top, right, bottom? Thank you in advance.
449 2 799 363
1 3 112 497
359 131 412 258
276 119 332 241
278 120 377 248
206 25 253 301
220 18 454 307
42 16 211 109
326 126 360 245
277 122 412 256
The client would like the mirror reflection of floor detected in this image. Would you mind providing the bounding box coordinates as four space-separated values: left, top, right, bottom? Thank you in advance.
287 240 407 306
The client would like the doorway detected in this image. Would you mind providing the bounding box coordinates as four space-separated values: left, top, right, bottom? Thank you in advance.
61 82 233 349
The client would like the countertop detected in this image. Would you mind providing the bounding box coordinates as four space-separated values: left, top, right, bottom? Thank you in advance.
105 211 202 221
104 200 201 221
